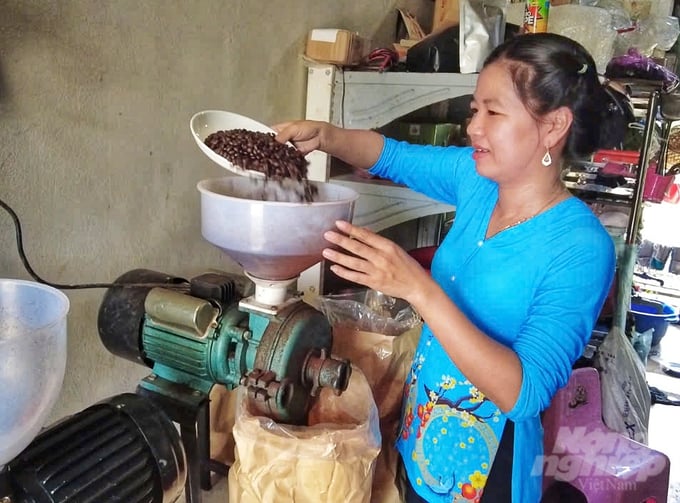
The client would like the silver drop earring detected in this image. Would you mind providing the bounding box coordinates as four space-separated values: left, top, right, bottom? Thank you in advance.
542 148 552 167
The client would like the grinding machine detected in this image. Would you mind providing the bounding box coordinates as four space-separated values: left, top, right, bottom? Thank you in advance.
95 176 360 501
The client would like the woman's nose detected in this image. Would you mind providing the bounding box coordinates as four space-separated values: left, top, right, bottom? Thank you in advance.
466 115 481 139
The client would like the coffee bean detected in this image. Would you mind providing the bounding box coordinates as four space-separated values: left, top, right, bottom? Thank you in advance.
205 129 318 202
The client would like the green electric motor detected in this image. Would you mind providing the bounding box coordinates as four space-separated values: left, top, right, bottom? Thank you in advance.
97 269 350 425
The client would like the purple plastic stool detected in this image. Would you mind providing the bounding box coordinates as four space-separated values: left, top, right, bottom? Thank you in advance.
541 367 670 502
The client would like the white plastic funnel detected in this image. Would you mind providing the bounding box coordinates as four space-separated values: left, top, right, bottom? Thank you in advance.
0 280 69 468
198 176 359 281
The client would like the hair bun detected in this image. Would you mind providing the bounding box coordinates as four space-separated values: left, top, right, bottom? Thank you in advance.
597 83 635 150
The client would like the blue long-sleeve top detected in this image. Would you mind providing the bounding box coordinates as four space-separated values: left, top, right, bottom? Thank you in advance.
369 139 616 502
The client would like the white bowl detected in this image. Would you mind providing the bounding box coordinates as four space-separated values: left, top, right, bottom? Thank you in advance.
190 110 274 178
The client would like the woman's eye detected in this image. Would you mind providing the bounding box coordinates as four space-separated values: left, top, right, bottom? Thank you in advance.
470 107 478 116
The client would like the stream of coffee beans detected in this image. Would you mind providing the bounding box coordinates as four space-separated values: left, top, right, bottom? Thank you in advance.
204 129 318 202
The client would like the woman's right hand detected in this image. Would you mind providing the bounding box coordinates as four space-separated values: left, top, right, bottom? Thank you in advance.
272 120 334 155
273 120 384 170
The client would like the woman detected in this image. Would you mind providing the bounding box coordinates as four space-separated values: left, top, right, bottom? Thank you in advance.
275 33 617 502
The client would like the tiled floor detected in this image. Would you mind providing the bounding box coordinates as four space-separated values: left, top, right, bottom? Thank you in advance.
647 323 680 503
195 477 229 503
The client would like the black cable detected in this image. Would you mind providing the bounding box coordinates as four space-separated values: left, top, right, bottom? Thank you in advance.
0 196 190 291
649 385 680 406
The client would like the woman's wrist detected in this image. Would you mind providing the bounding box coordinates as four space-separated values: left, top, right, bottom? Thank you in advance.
406 273 441 315
319 122 341 155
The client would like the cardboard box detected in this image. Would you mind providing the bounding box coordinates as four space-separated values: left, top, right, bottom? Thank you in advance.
390 122 458 147
305 29 368 66
433 0 460 32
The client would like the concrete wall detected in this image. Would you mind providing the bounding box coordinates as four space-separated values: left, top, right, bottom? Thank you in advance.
0 0 432 422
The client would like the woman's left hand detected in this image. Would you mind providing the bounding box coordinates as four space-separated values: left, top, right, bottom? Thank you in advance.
322 220 432 304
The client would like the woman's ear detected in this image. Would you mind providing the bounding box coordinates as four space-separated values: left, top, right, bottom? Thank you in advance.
543 106 573 148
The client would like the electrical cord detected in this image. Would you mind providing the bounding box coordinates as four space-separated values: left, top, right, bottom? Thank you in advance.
649 385 680 406
0 196 190 291
361 48 399 72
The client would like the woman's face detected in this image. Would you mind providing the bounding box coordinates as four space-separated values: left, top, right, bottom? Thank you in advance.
467 61 549 185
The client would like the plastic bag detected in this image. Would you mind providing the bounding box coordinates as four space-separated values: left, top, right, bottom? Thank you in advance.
367 328 419 503
548 5 616 73
459 0 508 74
318 290 420 438
316 289 421 336
317 289 420 415
631 328 654 365
317 289 421 503
614 15 680 58
228 366 381 503
594 327 651 444
606 48 680 91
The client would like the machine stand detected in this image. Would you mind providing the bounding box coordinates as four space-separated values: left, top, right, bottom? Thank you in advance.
136 378 229 503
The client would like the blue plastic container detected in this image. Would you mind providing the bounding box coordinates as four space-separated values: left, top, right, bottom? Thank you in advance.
630 299 679 347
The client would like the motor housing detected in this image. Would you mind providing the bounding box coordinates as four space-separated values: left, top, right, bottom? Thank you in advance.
97 269 350 425
4 393 186 503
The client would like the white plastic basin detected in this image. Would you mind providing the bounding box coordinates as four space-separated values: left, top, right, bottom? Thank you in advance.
0 279 69 467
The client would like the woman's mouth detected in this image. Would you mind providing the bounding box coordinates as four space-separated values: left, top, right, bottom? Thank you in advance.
472 146 489 160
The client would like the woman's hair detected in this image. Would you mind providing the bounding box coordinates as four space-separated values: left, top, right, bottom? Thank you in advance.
484 33 631 160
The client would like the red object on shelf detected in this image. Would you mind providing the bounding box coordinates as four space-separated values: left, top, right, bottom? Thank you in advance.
593 149 674 203
593 149 639 164
644 168 675 203
663 182 680 204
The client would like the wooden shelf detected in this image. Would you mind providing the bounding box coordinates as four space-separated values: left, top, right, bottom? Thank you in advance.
331 69 478 130
331 173 455 232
